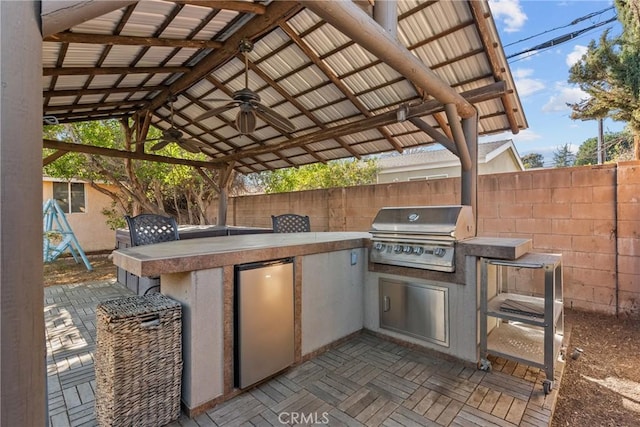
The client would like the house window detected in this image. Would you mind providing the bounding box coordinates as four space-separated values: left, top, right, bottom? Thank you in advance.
53 182 86 213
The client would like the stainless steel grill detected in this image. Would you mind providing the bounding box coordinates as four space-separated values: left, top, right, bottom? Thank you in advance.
369 205 475 272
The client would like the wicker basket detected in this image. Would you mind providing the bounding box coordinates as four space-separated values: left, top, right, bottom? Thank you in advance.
95 294 182 427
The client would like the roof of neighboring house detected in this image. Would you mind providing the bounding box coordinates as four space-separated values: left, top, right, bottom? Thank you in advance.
376 139 524 172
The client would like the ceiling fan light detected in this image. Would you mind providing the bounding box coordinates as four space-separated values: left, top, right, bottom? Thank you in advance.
236 109 256 134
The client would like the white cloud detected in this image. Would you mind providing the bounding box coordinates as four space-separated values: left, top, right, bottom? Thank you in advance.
542 83 589 112
512 129 542 143
566 45 588 67
512 68 545 97
489 0 528 33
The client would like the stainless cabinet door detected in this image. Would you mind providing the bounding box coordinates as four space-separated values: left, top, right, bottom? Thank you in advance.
379 278 449 346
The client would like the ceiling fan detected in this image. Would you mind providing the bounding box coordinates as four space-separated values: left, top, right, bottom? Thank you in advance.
194 39 296 135
137 96 209 154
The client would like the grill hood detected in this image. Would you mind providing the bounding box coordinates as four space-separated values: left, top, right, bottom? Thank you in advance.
370 205 475 241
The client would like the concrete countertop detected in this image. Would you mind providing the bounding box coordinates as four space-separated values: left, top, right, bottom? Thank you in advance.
459 237 532 260
112 232 371 277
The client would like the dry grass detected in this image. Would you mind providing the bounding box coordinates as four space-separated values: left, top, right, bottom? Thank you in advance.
43 254 116 286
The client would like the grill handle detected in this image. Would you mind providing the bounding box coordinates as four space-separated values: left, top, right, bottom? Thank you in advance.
383 296 391 312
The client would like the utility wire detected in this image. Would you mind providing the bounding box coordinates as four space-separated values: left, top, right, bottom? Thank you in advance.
506 16 618 59
504 5 615 47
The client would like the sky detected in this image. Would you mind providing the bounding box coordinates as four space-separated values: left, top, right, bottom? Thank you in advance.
479 0 624 166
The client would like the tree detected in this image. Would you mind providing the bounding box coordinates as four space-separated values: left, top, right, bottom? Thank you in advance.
574 130 634 165
568 0 640 159
521 153 544 169
43 119 240 226
553 144 575 167
252 158 378 193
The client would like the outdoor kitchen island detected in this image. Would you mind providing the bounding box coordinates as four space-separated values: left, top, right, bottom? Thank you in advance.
112 231 557 417
112 232 371 416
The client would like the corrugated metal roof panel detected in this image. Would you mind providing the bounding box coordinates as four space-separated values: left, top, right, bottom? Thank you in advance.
42 0 528 173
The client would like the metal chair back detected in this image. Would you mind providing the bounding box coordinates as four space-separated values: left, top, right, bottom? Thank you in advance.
271 214 311 233
125 214 179 247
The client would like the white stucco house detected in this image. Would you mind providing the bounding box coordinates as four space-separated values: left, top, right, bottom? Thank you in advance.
376 139 524 183
43 177 119 253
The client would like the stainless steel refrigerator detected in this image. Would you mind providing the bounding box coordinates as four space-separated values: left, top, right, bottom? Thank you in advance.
234 258 295 389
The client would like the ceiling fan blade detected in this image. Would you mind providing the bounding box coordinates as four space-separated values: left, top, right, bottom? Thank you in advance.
254 103 296 133
150 139 171 151
201 97 232 102
194 102 240 121
178 139 203 153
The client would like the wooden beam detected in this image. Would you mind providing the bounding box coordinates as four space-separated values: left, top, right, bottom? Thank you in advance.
44 99 148 113
44 66 189 76
468 1 520 134
209 82 507 165
44 85 164 98
408 117 458 156
143 1 303 115
301 0 475 118
44 32 224 49
173 1 267 15
41 0 136 37
43 139 220 169
43 149 69 166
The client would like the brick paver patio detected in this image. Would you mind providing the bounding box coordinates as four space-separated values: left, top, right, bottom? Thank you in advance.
45 281 564 426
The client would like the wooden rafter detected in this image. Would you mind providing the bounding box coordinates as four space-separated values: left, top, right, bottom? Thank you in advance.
43 66 189 76
172 1 267 15
43 150 69 166
44 85 164 98
468 1 520 134
209 82 507 165
142 2 303 117
44 32 224 49
43 139 220 169
45 99 148 113
280 22 403 153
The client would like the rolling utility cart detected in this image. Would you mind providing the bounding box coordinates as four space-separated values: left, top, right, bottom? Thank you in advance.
479 252 564 395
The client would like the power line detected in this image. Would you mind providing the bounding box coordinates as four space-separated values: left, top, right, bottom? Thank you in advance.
506 16 618 60
504 6 615 47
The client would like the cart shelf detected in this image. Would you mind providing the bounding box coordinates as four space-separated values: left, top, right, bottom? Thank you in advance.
479 252 564 395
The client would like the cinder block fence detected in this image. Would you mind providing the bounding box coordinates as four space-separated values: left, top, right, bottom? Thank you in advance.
225 161 640 317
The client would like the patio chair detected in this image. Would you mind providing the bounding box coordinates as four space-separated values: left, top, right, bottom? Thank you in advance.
271 214 311 233
125 213 179 247
124 213 179 294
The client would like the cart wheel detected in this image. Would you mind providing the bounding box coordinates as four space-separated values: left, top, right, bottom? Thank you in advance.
543 380 552 395
479 358 492 372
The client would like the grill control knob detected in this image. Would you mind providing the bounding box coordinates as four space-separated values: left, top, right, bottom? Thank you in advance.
374 242 385 251
403 246 412 254
393 245 403 253
434 248 446 257
413 246 424 255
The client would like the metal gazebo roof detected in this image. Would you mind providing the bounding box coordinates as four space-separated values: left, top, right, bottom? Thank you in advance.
42 0 527 175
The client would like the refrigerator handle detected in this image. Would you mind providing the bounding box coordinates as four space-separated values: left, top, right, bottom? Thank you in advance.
383 296 391 312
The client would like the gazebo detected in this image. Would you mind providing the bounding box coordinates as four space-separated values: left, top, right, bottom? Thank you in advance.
0 1 526 424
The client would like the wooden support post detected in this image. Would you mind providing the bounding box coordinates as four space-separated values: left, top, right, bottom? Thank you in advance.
216 163 236 226
461 112 478 233
1 1 46 424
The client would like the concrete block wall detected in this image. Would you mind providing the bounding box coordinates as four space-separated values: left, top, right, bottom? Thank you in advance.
616 161 640 315
229 163 639 316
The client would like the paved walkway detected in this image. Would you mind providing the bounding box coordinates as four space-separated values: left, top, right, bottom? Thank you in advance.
45 281 564 426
